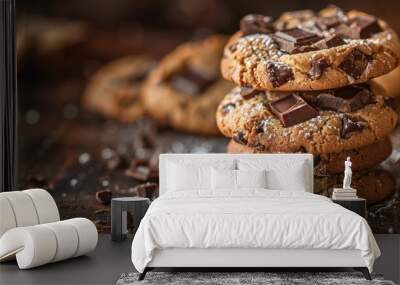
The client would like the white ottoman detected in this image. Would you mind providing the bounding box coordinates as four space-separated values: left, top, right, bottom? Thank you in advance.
0 189 98 269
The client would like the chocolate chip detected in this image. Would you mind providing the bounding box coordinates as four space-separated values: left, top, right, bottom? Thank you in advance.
315 85 372 112
240 14 274 35
255 121 266 133
273 28 322 54
93 209 110 226
168 67 216 96
339 49 371 79
228 43 238 53
95 190 112 205
134 182 159 200
233 132 247 145
384 97 398 110
341 116 365 139
253 143 266 151
266 62 294 87
269 94 319 127
348 15 382 39
309 57 330 80
313 34 345 49
240 86 261 99
222 103 236 115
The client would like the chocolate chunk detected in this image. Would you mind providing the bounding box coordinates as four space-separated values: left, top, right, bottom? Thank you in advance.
309 57 330 80
341 116 365 138
315 85 372 113
266 62 294 87
93 209 110 229
233 132 247 145
339 49 371 79
269 94 319 127
95 190 112 205
168 67 216 96
240 14 274 35
240 86 262 99
313 34 345 49
314 93 343 111
222 103 235 114
273 28 322 54
348 15 382 39
134 182 159 200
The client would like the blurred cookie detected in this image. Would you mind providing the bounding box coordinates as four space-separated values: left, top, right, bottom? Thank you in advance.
17 16 88 58
142 35 234 135
221 8 399 91
314 169 395 204
372 25 400 98
373 67 400 98
83 56 155 122
217 83 398 154
227 138 392 175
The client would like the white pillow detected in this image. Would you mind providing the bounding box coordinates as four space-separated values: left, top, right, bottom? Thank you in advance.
166 159 236 192
236 169 267 189
211 168 236 190
167 163 211 191
237 158 309 191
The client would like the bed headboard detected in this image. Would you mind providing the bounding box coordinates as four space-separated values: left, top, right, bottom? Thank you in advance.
159 153 314 196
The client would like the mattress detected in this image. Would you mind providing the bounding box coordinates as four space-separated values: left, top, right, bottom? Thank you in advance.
131 190 380 273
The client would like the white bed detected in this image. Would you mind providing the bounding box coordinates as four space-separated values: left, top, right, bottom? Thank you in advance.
131 154 380 280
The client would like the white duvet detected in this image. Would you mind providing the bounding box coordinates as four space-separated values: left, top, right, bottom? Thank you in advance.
131 190 380 273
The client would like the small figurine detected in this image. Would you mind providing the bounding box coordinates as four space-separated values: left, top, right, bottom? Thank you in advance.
343 156 352 189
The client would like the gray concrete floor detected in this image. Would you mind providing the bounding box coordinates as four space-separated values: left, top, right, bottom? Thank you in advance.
1 234 399 285
0 234 134 285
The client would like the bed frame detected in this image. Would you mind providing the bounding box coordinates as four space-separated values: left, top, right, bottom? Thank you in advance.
139 154 371 280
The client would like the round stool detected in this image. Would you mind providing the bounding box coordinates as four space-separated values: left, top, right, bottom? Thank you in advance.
111 197 150 242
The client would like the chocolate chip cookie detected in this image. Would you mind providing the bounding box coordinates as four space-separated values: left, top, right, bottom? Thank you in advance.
217 82 398 154
83 56 155 122
227 138 392 175
141 35 234 135
314 168 395 205
221 7 399 91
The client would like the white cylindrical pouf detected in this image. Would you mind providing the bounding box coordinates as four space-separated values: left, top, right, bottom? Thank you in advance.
23 189 60 224
42 221 79 262
0 226 57 269
66 218 98 257
0 192 39 227
0 196 17 237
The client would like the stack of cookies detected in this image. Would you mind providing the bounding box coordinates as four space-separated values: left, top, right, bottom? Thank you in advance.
216 6 400 204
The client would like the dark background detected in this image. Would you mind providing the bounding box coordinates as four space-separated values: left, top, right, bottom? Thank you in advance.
15 0 400 234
